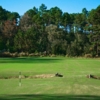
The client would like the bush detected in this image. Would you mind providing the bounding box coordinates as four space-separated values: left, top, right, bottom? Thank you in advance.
84 54 92 58
95 55 98 58
11 52 18 57
0 52 12 57
50 54 56 57
18 52 29 57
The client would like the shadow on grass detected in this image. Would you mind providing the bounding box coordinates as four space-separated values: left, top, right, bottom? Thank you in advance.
0 94 100 100
0 57 62 63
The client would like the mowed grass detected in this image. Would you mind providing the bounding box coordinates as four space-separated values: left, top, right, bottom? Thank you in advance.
0 57 100 100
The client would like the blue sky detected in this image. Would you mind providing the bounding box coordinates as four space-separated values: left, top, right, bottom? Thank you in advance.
0 0 100 15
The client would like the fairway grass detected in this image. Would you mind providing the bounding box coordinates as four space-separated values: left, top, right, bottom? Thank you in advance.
0 57 100 100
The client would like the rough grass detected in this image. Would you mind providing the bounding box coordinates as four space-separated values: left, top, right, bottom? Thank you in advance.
0 57 100 100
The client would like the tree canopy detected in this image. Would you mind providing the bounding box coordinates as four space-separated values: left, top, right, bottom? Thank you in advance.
0 4 100 57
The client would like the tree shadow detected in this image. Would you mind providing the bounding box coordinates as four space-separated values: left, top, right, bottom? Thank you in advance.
0 94 100 100
0 57 62 63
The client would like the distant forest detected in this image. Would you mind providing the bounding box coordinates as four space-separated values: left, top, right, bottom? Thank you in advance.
0 4 100 57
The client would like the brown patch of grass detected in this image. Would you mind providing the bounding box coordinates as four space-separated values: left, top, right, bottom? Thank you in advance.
0 74 55 79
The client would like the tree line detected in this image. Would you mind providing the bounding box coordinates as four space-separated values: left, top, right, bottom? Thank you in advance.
0 4 100 57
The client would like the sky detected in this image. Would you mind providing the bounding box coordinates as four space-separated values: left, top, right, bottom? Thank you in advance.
0 0 100 15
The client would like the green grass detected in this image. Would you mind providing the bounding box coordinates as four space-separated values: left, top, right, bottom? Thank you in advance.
0 57 100 100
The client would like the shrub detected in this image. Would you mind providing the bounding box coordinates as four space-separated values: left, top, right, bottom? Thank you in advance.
84 54 92 58
0 52 12 57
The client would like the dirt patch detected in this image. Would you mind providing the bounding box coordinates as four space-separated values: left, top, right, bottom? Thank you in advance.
0 74 55 79
34 74 55 79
